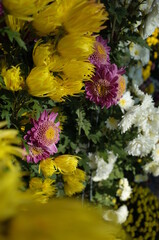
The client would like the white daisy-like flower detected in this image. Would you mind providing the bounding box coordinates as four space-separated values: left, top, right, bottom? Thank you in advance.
134 174 148 183
103 205 129 224
129 42 150 66
140 0 159 39
152 143 159 162
143 160 159 176
117 178 132 201
93 151 117 182
106 117 119 130
125 134 155 157
118 91 134 112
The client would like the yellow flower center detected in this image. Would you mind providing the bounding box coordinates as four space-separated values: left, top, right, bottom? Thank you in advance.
31 147 43 156
120 99 126 106
45 126 55 140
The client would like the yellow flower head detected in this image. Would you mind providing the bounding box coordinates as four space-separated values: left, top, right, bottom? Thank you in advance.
63 168 86 196
32 0 108 36
1 65 25 91
62 0 108 35
26 66 57 97
40 158 57 178
2 0 51 19
5 15 25 32
54 155 79 174
57 34 95 60
8 199 128 240
0 121 25 160
33 41 54 67
63 59 95 81
29 177 56 203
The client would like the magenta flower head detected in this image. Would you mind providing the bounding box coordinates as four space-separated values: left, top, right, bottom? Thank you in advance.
24 110 60 163
85 64 126 109
89 36 111 67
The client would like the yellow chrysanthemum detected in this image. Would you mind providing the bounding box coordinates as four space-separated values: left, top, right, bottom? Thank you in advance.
39 158 57 178
57 34 95 60
0 121 25 160
33 41 54 67
63 60 95 81
5 15 25 32
8 199 128 240
32 0 108 36
26 66 57 97
2 0 51 20
54 155 79 174
29 177 56 203
63 168 86 196
49 76 84 102
1 65 25 91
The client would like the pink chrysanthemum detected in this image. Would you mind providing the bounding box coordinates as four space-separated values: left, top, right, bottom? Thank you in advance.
24 110 60 163
85 64 125 109
89 36 111 67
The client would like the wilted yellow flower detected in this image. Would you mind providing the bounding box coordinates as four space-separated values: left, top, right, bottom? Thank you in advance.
63 168 86 196
29 177 56 203
54 155 79 174
57 34 95 60
2 0 51 19
5 15 25 32
33 41 54 66
1 65 25 91
8 199 128 240
26 66 57 97
40 158 56 178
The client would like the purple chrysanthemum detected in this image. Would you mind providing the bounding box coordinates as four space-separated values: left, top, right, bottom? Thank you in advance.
85 64 125 109
24 110 60 163
89 36 111 67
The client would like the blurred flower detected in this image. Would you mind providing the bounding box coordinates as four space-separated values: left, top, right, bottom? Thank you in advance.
63 169 86 196
24 110 60 163
2 0 51 19
93 151 117 182
106 117 119 130
142 60 152 81
134 174 148 183
103 205 129 224
1 65 25 91
143 160 159 176
29 177 56 203
85 64 125 109
8 199 127 240
152 143 159 162
89 36 111 67
129 43 150 66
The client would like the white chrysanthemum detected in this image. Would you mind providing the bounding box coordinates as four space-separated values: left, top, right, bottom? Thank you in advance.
143 161 159 176
118 91 134 112
128 64 143 86
152 143 159 162
140 0 159 39
139 0 154 14
117 178 132 201
134 174 148 183
129 43 150 66
133 84 145 100
126 134 155 157
93 151 117 182
103 205 129 224
105 117 119 130
118 105 140 133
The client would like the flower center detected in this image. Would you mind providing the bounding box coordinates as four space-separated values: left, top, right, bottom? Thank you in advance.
120 99 126 106
95 79 110 97
31 146 43 156
45 126 55 140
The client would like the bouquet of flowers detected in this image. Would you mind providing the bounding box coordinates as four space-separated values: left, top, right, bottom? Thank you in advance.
0 0 159 239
